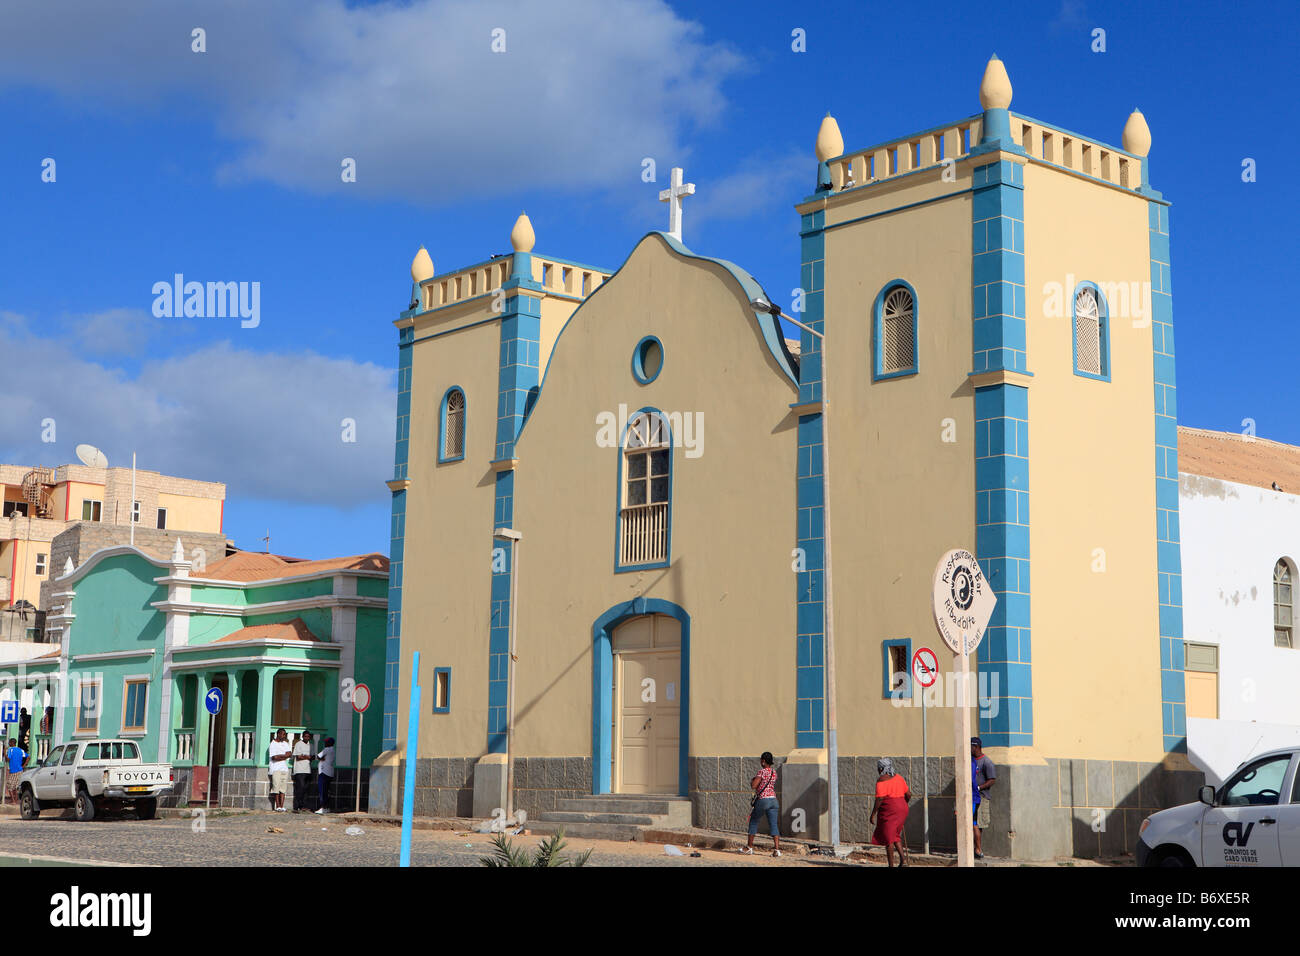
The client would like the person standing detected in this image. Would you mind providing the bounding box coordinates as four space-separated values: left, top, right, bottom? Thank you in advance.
314 736 335 814
292 731 314 812
971 737 996 859
5 738 27 803
17 708 30 751
742 752 781 857
268 728 291 812
869 758 912 867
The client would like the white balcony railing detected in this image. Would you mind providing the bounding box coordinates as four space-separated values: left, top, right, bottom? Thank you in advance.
235 730 255 761
619 503 668 567
175 731 194 763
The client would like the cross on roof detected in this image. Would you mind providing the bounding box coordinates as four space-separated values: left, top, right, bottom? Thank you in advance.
658 166 695 243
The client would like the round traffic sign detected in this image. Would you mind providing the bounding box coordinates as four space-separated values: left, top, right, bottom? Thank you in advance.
205 686 224 716
352 682 371 714
932 548 997 655
911 647 939 688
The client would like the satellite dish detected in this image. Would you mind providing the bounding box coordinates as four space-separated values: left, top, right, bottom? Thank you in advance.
75 444 109 468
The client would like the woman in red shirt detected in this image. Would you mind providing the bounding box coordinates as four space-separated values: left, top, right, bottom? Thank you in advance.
742 752 781 857
869 757 911 867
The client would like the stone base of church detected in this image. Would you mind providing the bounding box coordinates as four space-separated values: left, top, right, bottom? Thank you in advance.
383 749 1203 860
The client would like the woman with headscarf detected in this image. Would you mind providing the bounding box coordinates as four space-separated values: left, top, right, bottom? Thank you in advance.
869 757 911 867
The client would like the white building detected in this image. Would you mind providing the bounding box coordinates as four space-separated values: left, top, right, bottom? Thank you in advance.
1179 426 1300 782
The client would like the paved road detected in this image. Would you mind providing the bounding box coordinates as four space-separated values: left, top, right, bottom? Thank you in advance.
0 812 813 867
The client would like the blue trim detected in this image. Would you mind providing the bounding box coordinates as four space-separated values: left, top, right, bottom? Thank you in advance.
437 386 466 463
1148 199 1185 753
613 407 673 573
632 335 664 385
1071 280 1112 381
971 157 1032 749
795 207 827 749
591 598 691 796
871 279 919 381
382 324 415 750
432 667 451 714
882 639 913 699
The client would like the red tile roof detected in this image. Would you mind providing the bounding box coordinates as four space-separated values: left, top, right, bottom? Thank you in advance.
1179 426 1300 494
202 550 388 582
213 618 322 644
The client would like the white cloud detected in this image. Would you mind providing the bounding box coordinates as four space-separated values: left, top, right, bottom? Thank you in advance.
0 0 745 204
0 318 394 509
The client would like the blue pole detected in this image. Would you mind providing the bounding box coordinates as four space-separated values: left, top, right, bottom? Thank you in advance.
399 651 421 867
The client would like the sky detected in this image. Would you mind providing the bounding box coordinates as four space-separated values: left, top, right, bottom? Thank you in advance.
0 0 1295 560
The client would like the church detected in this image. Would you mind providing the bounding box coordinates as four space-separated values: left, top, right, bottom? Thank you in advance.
376 55 1200 859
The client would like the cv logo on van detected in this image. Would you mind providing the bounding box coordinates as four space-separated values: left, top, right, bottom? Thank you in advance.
1223 821 1255 846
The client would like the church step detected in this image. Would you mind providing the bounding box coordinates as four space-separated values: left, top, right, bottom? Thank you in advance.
554 796 690 820
536 810 657 826
527 820 648 842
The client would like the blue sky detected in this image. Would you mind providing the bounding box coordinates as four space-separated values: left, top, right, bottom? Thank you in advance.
0 0 1295 559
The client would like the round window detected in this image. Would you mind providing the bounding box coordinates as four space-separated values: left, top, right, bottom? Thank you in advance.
633 336 663 384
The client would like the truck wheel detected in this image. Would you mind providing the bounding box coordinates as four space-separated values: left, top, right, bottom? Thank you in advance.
1152 846 1194 868
135 798 157 820
74 787 97 822
19 787 40 820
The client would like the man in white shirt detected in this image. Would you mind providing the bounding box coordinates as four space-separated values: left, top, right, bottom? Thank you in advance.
292 731 314 813
268 729 291 812
314 736 336 814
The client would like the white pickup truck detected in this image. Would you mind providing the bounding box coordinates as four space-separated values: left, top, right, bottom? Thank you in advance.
16 739 173 822
1138 745 1300 866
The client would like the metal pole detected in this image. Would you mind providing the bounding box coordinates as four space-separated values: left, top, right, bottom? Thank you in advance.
818 324 840 848
400 652 422 867
505 537 520 820
355 710 363 814
955 650 974 866
922 686 929 855
130 452 136 547
205 710 214 810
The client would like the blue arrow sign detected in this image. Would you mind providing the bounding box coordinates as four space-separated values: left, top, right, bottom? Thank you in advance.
0 700 17 724
205 687 224 716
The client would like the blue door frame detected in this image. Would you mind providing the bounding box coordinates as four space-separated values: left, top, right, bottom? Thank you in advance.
591 597 690 795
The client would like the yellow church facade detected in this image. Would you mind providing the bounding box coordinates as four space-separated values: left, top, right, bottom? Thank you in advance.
379 56 1198 859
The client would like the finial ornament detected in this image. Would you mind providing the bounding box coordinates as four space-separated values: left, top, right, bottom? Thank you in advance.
510 212 536 253
410 247 434 283
979 54 1013 110
172 537 185 562
1122 109 1151 157
815 113 844 162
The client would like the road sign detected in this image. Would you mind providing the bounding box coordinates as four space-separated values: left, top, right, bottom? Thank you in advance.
931 548 997 655
911 647 939 688
0 700 17 724
352 682 371 714
205 687 224 716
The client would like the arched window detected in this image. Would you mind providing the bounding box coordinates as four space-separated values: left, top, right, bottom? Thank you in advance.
1072 283 1110 380
617 410 671 569
440 388 466 462
873 282 917 379
1275 559 1294 649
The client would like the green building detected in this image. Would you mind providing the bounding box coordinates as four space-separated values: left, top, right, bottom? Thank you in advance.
0 539 388 810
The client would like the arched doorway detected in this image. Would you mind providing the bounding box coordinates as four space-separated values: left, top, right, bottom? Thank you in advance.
591 598 689 795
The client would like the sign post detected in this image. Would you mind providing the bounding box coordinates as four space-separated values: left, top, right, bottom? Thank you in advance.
911 646 938 855
204 686 224 811
931 549 996 868
351 682 371 814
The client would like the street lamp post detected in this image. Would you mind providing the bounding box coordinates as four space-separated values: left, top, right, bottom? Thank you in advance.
493 526 522 820
752 296 842 849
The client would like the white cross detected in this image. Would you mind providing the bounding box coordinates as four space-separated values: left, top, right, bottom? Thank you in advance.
658 166 695 243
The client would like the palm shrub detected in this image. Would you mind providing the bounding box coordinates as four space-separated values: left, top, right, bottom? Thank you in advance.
479 829 593 867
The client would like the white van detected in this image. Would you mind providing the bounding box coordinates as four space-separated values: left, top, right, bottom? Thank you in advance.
1138 746 1300 866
